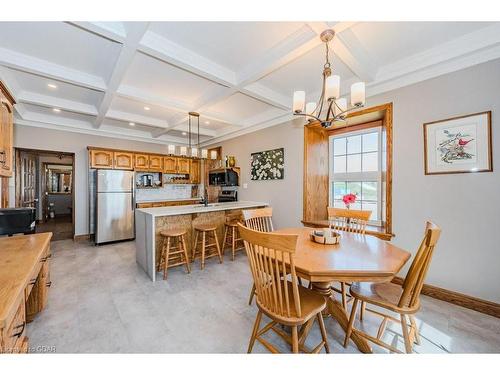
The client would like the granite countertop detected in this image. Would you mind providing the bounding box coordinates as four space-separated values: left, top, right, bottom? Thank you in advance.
136 201 268 217
135 197 201 204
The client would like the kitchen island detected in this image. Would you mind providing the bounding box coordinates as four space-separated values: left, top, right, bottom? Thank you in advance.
135 201 268 281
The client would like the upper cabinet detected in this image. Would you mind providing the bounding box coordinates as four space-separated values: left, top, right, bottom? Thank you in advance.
0 82 15 177
90 149 114 169
164 156 177 173
114 151 134 170
87 147 200 178
148 155 163 172
177 157 190 174
134 153 149 171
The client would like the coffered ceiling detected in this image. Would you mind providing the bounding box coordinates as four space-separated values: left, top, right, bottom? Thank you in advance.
1 21 499 146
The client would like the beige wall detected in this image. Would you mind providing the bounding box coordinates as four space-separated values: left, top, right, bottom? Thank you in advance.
12 127 170 235
215 58 500 303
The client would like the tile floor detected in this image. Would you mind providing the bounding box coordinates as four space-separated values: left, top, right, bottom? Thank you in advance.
28 239 500 353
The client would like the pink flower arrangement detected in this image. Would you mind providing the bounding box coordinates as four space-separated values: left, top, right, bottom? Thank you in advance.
342 193 357 208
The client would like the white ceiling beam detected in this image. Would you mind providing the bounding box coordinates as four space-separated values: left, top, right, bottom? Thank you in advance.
106 109 169 129
138 31 236 87
236 25 320 86
0 47 107 91
240 83 290 111
307 22 377 82
67 22 127 43
17 91 98 116
94 22 150 128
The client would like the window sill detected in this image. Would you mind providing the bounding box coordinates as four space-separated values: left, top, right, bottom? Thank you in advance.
301 219 395 241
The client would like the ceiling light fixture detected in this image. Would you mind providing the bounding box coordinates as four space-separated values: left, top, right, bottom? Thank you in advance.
292 29 366 128
47 83 57 89
188 112 200 158
144 106 150 111
52 108 61 113
205 121 210 125
182 132 187 136
129 122 135 126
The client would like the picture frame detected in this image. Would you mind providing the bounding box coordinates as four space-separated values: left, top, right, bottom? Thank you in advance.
250 147 284 180
423 111 492 175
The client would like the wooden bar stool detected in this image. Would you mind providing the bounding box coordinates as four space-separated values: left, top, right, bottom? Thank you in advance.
191 223 223 269
222 219 244 261
158 228 191 280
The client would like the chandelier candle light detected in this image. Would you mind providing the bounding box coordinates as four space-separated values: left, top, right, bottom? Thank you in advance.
292 29 366 128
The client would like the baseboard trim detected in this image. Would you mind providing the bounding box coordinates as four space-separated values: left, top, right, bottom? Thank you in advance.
391 276 500 319
73 234 90 242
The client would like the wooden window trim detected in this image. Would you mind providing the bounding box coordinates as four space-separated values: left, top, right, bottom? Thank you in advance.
303 103 394 239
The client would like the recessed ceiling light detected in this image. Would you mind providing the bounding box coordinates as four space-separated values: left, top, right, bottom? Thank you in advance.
52 108 61 113
144 106 150 111
47 83 57 89
182 132 187 135
205 121 210 125
129 122 135 126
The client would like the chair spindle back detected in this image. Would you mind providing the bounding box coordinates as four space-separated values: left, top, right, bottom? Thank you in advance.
238 223 301 319
242 207 274 232
327 207 371 234
399 221 441 309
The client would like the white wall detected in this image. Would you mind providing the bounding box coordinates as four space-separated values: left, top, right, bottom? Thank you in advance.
12 127 171 235
215 58 500 303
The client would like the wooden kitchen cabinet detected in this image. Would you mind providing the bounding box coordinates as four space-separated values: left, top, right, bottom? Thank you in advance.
149 155 163 172
177 157 190 174
190 159 201 183
89 149 114 169
134 153 149 170
0 82 15 177
164 156 177 173
114 151 134 170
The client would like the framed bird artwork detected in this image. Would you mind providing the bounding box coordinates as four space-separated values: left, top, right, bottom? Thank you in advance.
423 111 492 175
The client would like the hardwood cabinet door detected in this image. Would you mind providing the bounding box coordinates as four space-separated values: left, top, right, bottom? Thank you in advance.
177 157 190 174
134 153 149 170
90 149 114 169
190 159 201 183
164 156 177 173
0 96 13 177
149 155 163 171
114 151 134 170
137 203 153 208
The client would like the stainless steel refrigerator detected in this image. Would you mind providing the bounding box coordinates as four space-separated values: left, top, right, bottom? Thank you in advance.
93 169 135 244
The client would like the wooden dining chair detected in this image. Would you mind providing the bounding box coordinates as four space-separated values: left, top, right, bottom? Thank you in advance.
238 223 330 354
343 222 441 353
327 207 372 310
242 207 274 305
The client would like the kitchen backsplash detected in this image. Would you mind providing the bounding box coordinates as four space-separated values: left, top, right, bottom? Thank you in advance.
136 184 197 202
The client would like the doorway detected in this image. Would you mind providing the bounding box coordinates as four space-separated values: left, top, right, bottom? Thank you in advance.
15 148 75 241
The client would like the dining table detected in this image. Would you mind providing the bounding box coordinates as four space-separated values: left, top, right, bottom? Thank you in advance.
274 227 411 353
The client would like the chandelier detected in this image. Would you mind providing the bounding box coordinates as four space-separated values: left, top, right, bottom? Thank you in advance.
292 29 366 128
167 112 213 159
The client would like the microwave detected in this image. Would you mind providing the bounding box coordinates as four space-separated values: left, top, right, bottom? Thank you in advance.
209 169 239 186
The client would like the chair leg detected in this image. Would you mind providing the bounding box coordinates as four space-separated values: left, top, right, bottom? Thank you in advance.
409 315 421 345
291 326 299 353
400 314 413 353
247 310 262 353
343 298 359 347
191 231 199 263
180 235 191 274
213 229 223 264
163 237 171 280
248 283 256 305
231 227 236 261
201 231 206 270
341 282 347 310
317 313 330 353
359 301 366 321
221 225 228 257
377 317 388 340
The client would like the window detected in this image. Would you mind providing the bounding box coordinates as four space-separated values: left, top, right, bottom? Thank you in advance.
329 127 384 226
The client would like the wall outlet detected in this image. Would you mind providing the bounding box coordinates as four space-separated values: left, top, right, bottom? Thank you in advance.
243 183 248 189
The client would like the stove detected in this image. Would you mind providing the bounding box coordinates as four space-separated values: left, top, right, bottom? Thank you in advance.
218 190 238 202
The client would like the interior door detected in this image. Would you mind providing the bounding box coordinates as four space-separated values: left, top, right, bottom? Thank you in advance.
19 151 38 211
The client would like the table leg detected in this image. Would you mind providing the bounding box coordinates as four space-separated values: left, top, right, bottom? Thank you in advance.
311 281 372 354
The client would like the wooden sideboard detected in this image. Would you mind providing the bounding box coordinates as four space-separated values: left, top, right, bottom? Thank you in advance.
0 233 52 353
0 81 15 178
